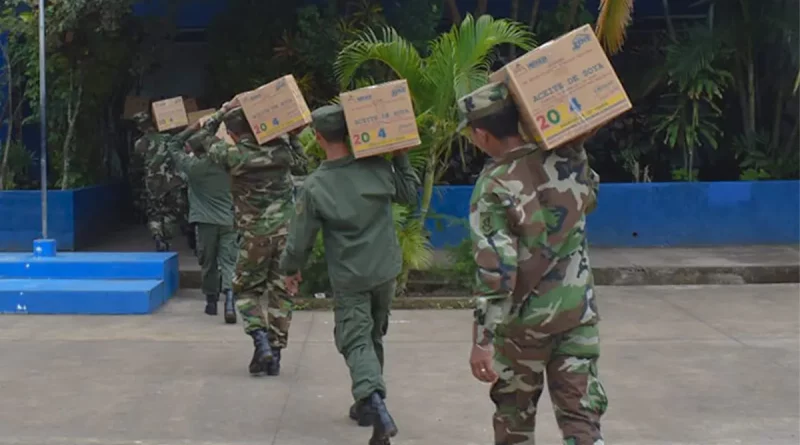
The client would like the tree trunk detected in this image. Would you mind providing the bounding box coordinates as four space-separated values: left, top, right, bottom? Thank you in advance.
509 0 520 58
476 0 488 16
0 43 12 191
564 0 581 31
61 69 84 190
444 0 461 24
661 0 677 42
529 0 542 30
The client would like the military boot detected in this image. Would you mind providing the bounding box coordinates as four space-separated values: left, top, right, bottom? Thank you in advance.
223 289 237 324
248 329 273 375
204 294 218 316
155 239 168 252
368 392 397 445
349 400 374 427
266 348 281 376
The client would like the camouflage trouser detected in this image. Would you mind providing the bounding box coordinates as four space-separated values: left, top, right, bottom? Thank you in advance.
491 323 607 445
146 187 185 244
233 229 293 349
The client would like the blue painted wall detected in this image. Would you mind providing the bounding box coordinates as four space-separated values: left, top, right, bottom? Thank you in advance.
0 184 126 251
426 181 800 248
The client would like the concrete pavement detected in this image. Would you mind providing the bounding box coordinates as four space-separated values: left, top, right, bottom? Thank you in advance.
0 284 798 445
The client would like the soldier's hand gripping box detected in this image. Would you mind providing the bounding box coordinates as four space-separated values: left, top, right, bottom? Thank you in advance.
490 24 632 150
151 97 189 132
196 111 236 145
239 75 312 145
339 79 421 158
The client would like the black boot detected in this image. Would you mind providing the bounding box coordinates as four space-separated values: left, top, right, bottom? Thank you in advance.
349 400 374 427
369 392 397 445
266 348 281 376
223 289 237 324
248 329 273 375
204 294 218 316
155 239 168 252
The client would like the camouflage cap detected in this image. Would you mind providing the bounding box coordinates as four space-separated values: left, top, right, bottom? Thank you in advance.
311 104 347 134
455 82 513 132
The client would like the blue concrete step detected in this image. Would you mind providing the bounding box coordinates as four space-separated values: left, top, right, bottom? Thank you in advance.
0 279 167 314
0 252 179 297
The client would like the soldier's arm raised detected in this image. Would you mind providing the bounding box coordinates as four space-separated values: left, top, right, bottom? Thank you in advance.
390 152 421 206
287 134 309 176
201 109 225 135
279 185 322 276
164 126 200 175
469 183 521 347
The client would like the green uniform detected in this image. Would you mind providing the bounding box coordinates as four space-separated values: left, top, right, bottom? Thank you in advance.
158 131 237 295
458 83 606 445
133 122 190 248
279 105 421 403
200 109 307 349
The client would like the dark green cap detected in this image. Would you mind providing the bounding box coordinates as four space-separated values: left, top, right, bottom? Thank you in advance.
186 131 206 153
132 111 154 130
222 107 255 142
311 104 347 134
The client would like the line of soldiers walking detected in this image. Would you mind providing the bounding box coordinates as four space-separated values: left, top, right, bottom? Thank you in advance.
125 80 607 445
128 96 417 445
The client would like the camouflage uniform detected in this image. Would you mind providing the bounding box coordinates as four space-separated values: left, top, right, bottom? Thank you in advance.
132 112 189 251
458 83 606 445
198 107 307 375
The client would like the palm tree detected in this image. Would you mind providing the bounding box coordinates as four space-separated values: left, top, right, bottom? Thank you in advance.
595 0 635 54
335 14 534 223
334 14 533 294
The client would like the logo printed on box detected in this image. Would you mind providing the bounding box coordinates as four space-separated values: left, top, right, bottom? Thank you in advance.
527 56 548 69
572 33 592 51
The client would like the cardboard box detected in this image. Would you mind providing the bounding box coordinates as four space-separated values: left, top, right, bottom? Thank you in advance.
184 98 199 113
151 97 189 132
197 113 235 145
339 79 421 158
188 108 216 126
490 24 632 149
239 75 312 145
123 96 149 119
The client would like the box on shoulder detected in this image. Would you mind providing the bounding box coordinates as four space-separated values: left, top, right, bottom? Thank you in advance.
339 79 421 159
151 97 189 132
188 108 216 126
123 96 150 120
184 97 199 113
239 75 312 145
490 24 632 150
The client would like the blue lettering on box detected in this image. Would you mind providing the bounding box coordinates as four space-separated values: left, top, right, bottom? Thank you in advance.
391 86 407 96
357 95 372 102
572 33 591 51
527 56 548 69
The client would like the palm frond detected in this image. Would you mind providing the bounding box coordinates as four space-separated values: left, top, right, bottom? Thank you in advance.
334 27 430 98
595 0 634 55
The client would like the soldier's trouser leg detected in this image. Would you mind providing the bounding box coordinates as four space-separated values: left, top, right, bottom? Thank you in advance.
264 234 293 349
490 323 607 445
146 197 175 244
216 225 238 292
334 279 394 402
196 223 221 296
234 232 292 349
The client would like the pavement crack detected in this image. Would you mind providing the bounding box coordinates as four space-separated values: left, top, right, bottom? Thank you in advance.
653 293 747 346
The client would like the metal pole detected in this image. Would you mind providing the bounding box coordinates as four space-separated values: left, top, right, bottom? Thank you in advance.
38 0 47 239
